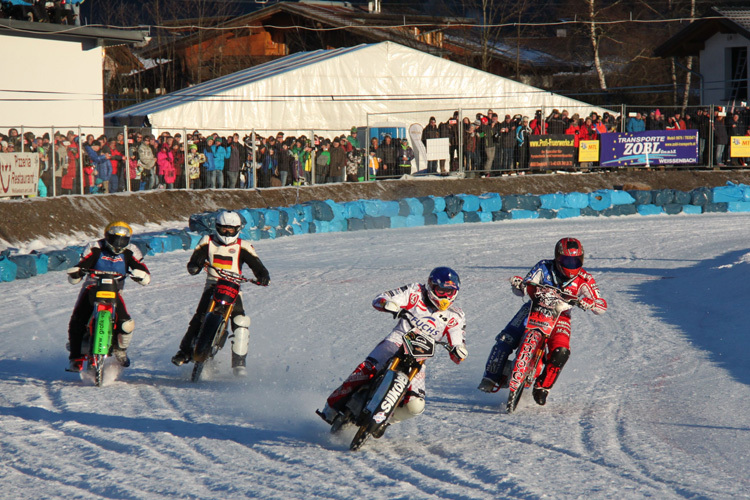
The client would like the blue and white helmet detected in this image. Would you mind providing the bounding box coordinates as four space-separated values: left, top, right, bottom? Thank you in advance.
426 266 460 311
214 210 243 245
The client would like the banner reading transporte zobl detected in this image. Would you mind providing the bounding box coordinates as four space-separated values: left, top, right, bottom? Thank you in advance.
0 153 40 197
599 130 699 167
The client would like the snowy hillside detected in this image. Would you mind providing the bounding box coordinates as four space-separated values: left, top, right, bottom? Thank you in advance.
1 213 749 499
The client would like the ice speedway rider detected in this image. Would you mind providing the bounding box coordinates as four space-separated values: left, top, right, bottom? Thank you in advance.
318 266 468 425
171 210 270 376
478 238 607 405
65 222 151 372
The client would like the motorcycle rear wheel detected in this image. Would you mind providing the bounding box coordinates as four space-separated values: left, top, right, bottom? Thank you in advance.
191 361 205 383
350 425 370 451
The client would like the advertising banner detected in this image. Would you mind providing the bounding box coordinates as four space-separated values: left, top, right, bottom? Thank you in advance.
529 135 576 170
729 136 750 158
0 153 39 197
600 130 699 167
578 140 600 163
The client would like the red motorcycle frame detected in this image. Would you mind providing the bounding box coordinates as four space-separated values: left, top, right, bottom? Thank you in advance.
506 283 578 413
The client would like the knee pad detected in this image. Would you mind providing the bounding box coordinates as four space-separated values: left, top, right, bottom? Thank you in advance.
231 315 250 357
120 319 135 334
391 395 425 423
547 347 570 368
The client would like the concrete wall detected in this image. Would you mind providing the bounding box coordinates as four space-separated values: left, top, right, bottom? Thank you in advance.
0 34 103 134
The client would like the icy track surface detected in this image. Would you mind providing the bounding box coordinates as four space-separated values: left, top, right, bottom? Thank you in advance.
1 213 749 500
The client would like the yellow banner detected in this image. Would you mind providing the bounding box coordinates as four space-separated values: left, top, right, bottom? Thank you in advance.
578 140 600 162
729 136 750 157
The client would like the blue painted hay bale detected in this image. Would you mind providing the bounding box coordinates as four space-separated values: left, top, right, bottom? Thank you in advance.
713 184 745 203
401 198 424 216
432 196 446 213
46 248 81 271
588 190 612 211
446 212 464 224
651 189 674 206
362 216 388 230
703 202 728 213
492 211 512 221
444 195 465 217
539 193 565 210
165 230 192 250
436 212 451 225
0 255 18 282
261 227 276 239
406 215 425 226
343 201 366 219
362 200 385 217
537 209 557 219
305 200 334 221
424 213 438 225
276 227 293 237
188 211 218 233
463 211 481 223
580 207 601 217
610 191 636 205
457 194 480 212
627 190 652 205
503 194 541 211
682 204 702 214
637 204 663 216
417 196 435 214
397 199 411 217
563 192 589 209
478 193 502 212
511 210 539 220
187 232 203 248
672 190 691 205
390 216 408 228
557 208 581 219
601 205 637 216
663 204 683 215
9 254 37 279
478 212 493 222
727 201 750 212
689 187 712 206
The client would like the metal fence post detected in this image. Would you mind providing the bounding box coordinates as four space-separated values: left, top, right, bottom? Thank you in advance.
124 125 131 192
458 107 464 176
708 104 715 167
50 126 56 197
311 129 316 185
251 129 257 189
78 126 84 195
184 128 189 190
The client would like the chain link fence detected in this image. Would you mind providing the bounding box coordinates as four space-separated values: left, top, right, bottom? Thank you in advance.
2 103 749 198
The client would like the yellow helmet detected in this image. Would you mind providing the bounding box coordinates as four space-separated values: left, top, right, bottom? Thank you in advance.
104 221 133 254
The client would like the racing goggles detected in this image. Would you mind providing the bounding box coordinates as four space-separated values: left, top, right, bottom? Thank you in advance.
557 255 583 272
432 285 458 300
216 224 240 237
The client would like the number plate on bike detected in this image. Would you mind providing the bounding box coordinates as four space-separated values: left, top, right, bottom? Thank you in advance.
403 330 436 358
95 291 116 299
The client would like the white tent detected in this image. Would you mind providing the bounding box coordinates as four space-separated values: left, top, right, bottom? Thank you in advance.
106 41 611 135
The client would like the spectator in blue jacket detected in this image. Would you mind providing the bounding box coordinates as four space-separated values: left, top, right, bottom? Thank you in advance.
203 138 216 188
210 137 229 189
84 140 112 193
626 112 646 133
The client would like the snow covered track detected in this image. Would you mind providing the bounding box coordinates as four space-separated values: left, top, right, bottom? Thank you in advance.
1 213 749 499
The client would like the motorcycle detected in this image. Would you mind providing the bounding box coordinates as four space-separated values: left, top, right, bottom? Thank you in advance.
320 305 450 451
506 282 579 414
79 269 131 387
190 263 258 382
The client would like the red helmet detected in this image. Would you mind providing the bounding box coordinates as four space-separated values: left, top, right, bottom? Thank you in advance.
554 238 584 278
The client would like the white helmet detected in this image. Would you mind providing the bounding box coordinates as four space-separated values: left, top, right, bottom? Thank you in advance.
214 210 243 245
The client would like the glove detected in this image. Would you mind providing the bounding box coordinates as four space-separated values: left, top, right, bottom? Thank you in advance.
67 266 83 285
449 344 468 364
256 275 270 286
131 269 150 286
187 263 202 275
509 276 525 297
381 300 406 319
578 297 595 311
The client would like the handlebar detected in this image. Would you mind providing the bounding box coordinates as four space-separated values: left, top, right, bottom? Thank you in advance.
81 268 128 280
521 280 580 306
204 262 260 285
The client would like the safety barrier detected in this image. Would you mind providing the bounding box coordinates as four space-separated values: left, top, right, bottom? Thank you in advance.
3 182 750 282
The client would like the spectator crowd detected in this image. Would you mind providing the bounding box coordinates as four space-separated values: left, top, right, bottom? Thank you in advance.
1 105 748 198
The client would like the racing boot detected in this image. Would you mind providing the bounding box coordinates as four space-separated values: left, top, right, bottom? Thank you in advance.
532 387 549 406
232 352 247 377
112 348 131 368
171 350 191 366
66 358 84 372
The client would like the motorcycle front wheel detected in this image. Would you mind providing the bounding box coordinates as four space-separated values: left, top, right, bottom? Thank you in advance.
350 425 370 451
193 312 225 363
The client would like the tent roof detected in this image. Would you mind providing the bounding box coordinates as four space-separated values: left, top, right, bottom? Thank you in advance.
106 41 611 131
